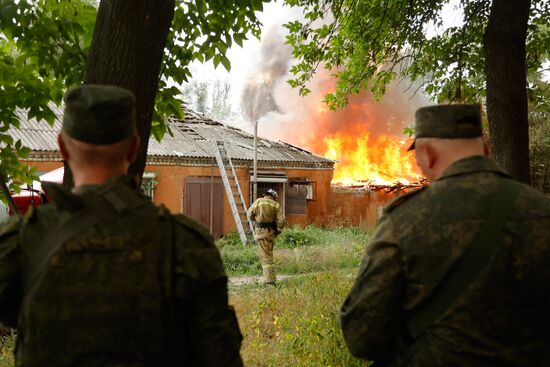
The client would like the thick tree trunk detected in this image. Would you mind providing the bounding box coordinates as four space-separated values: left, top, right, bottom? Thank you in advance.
84 0 175 185
483 0 531 184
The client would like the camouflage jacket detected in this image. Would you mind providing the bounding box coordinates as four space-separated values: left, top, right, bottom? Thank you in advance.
0 175 243 367
247 196 285 240
340 156 550 367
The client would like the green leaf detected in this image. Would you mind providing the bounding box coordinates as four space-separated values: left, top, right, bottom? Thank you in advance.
221 55 231 72
213 54 222 68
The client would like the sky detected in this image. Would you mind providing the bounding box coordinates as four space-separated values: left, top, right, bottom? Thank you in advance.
184 0 465 116
184 1 299 109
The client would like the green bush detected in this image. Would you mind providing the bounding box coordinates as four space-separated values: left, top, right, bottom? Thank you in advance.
275 226 315 248
216 230 242 248
220 244 261 276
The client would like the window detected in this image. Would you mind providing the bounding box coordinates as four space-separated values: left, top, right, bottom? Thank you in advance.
289 179 315 200
286 184 308 215
287 178 317 215
249 172 287 211
141 172 157 200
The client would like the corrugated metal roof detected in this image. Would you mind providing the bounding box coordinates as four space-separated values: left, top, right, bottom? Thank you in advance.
11 107 64 152
8 106 334 166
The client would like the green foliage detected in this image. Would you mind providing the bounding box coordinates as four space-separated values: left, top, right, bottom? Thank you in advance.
284 0 550 108
403 126 415 138
0 0 96 192
210 80 233 120
221 244 263 276
181 78 238 122
217 231 262 275
231 271 369 366
275 226 315 248
153 0 269 137
0 0 269 191
529 104 550 193
216 226 371 276
0 327 15 366
216 230 243 248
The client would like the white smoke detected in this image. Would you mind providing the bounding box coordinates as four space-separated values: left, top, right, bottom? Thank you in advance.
239 8 430 152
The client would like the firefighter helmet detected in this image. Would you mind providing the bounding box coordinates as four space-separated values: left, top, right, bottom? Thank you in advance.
265 188 278 200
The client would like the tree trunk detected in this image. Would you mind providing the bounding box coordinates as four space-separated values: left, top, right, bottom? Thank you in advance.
483 0 531 184
83 0 175 185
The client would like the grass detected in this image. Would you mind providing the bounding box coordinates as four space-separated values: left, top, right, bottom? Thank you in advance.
230 271 369 367
0 226 373 366
0 330 15 367
217 226 371 276
221 226 373 366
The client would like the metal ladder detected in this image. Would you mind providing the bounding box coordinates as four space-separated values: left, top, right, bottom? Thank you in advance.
214 141 254 245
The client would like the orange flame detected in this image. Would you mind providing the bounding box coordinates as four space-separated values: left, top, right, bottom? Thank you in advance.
265 70 425 186
306 100 422 186
323 131 420 185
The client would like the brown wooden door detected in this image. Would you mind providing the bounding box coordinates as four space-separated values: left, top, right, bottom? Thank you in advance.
185 177 224 238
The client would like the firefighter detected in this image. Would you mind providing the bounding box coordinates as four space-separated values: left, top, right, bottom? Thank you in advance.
247 188 285 286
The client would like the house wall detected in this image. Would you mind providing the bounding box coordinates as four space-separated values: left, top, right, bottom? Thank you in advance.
150 165 335 234
25 160 334 235
29 161 63 175
324 188 405 230
146 164 250 235
284 168 334 227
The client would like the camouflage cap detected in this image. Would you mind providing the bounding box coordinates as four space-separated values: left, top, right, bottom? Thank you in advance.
408 104 482 150
62 84 136 144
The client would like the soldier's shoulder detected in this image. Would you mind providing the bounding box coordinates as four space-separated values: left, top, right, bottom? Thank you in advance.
514 180 550 216
157 205 225 281
157 205 215 248
384 186 427 214
22 201 66 228
0 215 22 238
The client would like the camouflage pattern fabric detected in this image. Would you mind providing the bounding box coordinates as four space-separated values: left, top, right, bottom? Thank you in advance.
340 156 550 367
0 175 243 367
247 196 285 284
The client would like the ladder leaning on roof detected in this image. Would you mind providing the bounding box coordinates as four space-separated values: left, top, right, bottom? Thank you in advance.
214 141 254 245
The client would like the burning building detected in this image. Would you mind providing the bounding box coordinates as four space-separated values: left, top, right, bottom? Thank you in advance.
239 24 427 228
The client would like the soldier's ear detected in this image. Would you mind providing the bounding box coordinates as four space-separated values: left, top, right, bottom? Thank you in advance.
483 141 490 157
58 134 70 160
126 134 140 163
425 143 437 169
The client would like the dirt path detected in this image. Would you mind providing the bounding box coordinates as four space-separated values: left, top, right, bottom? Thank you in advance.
229 274 292 286
229 270 356 286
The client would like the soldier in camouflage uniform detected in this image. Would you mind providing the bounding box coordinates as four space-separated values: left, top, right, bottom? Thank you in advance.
341 104 550 366
0 85 243 366
247 189 285 285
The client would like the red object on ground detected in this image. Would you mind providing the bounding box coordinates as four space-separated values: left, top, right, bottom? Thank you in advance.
9 190 46 216
7 167 63 216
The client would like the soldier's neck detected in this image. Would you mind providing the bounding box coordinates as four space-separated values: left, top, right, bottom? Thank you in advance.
71 165 128 188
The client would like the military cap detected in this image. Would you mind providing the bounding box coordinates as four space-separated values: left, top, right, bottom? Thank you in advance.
62 84 136 144
408 104 482 150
